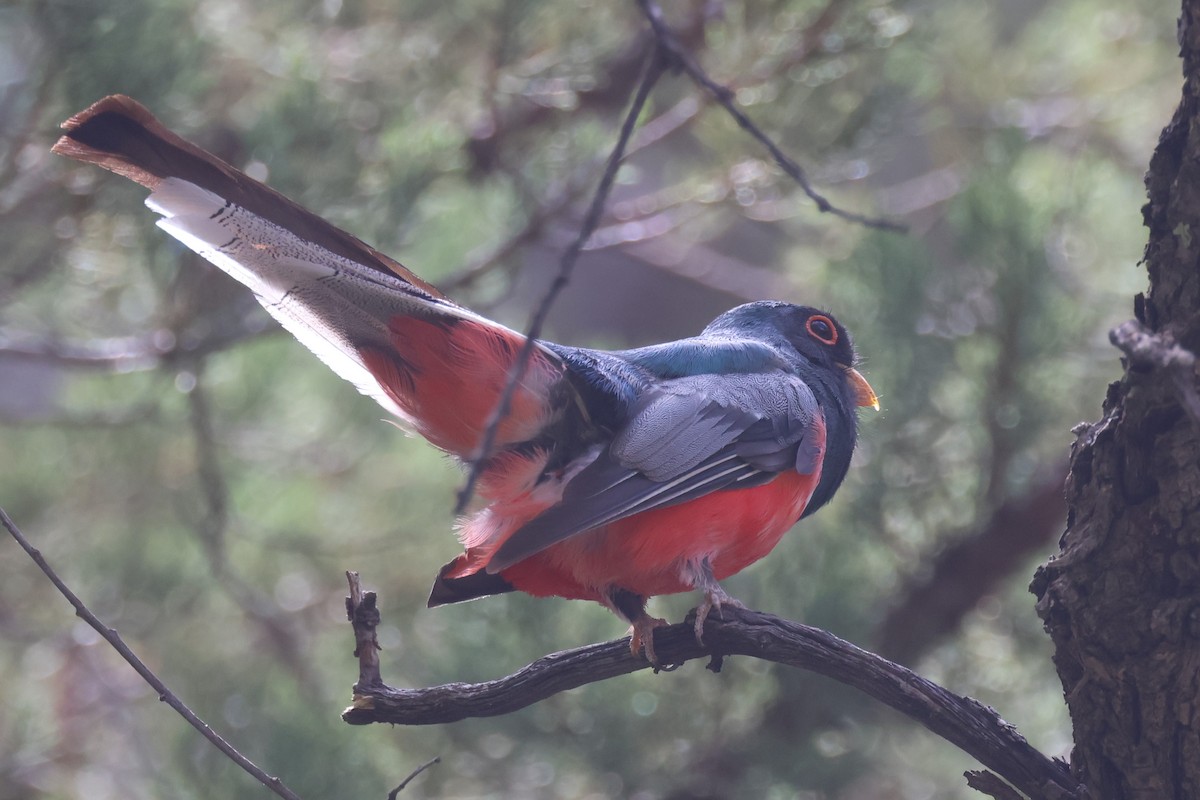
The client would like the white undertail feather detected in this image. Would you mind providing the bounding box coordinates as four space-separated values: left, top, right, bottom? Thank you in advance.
144 177 544 428
147 177 419 420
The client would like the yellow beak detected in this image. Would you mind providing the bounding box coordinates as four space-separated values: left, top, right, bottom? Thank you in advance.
844 367 879 411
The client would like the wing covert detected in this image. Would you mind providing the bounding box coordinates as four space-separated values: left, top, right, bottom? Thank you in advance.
487 373 826 571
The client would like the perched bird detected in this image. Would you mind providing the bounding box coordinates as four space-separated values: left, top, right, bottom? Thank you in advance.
54 96 878 663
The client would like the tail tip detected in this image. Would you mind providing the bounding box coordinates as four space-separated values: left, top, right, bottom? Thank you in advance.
427 558 515 607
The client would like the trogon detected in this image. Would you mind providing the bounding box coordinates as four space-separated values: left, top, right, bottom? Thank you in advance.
53 96 878 663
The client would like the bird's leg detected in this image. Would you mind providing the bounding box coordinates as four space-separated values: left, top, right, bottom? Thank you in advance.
607 587 667 665
687 558 746 645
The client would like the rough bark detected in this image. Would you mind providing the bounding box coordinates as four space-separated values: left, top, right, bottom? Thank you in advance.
1031 4 1200 798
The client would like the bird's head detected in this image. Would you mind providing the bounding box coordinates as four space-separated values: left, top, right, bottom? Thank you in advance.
703 301 879 411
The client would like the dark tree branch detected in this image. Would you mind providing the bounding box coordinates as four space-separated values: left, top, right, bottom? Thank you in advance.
636 0 904 233
342 587 1080 800
0 506 306 800
454 43 668 513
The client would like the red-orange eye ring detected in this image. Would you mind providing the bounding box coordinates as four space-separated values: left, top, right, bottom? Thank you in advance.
806 314 838 345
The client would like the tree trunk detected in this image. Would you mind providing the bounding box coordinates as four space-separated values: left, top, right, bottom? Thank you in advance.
1031 3 1200 798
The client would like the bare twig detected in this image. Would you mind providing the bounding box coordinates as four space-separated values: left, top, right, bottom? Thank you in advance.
636 0 904 233
345 571 382 691
0 506 305 800
387 756 441 799
342 602 1080 800
454 43 668 513
1110 318 1200 429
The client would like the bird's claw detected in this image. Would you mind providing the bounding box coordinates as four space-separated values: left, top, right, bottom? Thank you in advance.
693 587 746 645
628 614 669 666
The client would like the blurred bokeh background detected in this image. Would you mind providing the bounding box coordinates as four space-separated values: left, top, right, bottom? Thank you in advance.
0 0 1179 797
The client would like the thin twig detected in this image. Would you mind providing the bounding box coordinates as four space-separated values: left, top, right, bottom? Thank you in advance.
637 0 904 232
454 43 668 513
387 756 441 799
0 506 306 800
345 571 382 691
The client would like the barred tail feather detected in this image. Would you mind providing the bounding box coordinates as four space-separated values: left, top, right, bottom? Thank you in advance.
146 176 424 421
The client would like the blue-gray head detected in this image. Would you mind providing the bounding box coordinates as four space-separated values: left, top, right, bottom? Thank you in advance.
706 301 878 517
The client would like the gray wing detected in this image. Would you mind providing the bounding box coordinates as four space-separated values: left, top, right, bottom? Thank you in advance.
486 373 824 572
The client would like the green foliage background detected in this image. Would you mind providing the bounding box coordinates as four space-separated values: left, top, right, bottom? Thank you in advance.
0 1 1178 798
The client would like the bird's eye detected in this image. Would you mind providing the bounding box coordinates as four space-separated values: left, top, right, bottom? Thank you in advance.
806 315 838 345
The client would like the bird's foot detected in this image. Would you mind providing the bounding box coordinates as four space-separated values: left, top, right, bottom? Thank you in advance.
693 584 746 645
606 587 671 667
628 614 669 665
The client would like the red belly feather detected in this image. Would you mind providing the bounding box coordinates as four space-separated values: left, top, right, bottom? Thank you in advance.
499 470 819 601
